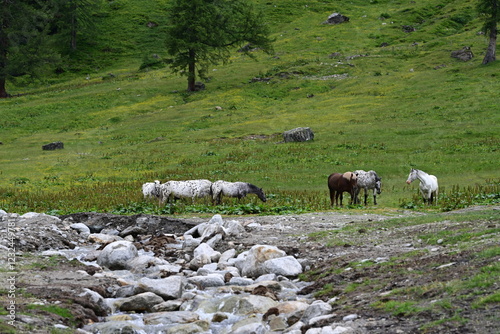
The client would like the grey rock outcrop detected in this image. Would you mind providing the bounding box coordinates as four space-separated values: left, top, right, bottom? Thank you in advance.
323 13 349 24
283 127 314 143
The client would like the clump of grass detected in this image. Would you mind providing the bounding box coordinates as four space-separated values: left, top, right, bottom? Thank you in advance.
26 304 74 319
400 179 500 212
372 300 425 317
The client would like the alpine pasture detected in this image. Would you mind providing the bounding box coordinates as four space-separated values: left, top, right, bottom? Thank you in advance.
0 0 499 215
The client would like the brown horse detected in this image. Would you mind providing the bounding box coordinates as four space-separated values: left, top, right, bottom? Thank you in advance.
328 172 358 207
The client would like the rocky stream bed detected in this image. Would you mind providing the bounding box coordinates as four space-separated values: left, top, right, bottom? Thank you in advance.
0 207 498 333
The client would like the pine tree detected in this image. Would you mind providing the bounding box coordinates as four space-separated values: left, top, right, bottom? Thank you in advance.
52 0 100 52
477 0 499 64
165 0 273 92
0 0 60 97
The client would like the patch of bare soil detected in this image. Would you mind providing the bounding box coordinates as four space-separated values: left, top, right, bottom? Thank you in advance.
1 206 498 333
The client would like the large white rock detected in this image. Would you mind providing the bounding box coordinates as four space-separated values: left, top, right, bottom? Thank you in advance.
239 245 286 278
138 276 186 300
263 255 303 277
96 241 138 270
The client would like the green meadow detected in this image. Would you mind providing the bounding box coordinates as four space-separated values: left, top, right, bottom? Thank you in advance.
0 0 499 215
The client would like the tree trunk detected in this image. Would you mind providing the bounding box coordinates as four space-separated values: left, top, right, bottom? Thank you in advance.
70 0 77 51
0 77 9 98
482 24 497 64
187 49 196 91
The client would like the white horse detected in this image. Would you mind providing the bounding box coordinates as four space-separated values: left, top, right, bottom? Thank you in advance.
159 179 212 203
211 180 267 205
142 180 160 199
353 170 382 205
406 168 438 205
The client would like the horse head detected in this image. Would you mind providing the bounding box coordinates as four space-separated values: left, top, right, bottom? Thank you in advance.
406 168 417 184
375 179 382 194
256 187 267 202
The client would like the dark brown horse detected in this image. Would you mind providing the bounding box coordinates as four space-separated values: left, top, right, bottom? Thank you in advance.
328 172 358 207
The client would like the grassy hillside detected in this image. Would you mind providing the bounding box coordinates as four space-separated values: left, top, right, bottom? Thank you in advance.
0 0 499 214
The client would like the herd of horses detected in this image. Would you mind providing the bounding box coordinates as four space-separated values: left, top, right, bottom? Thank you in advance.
142 168 438 207
142 179 267 205
328 168 438 207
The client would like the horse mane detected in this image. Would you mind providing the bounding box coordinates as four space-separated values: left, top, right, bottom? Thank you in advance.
369 170 381 181
245 183 261 192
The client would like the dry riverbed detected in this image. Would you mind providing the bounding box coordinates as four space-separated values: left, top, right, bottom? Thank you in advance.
0 206 498 333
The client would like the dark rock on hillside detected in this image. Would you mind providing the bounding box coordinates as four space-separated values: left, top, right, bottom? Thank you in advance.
451 46 474 61
402 25 416 33
323 13 349 25
283 127 314 143
42 141 64 150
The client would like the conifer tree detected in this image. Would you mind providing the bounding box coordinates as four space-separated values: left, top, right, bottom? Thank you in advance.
53 0 100 52
0 0 60 97
165 0 273 91
477 0 499 64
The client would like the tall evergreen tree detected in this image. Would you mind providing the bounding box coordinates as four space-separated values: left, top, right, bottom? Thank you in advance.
53 0 100 52
477 0 499 64
165 0 273 92
0 0 60 97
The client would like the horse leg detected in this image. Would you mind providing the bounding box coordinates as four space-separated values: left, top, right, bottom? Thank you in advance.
364 189 368 206
353 187 359 204
329 189 335 207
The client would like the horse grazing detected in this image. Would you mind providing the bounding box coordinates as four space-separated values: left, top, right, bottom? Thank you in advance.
354 170 382 205
159 179 212 203
142 180 160 199
406 168 438 205
328 172 358 207
211 180 267 205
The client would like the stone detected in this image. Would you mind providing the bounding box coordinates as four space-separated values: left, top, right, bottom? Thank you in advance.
239 245 287 278
70 223 90 236
217 294 278 314
118 292 164 313
323 13 349 25
188 274 225 288
143 310 199 325
137 276 186 300
88 233 123 245
128 255 169 274
42 141 64 150
451 46 473 61
78 288 110 315
165 321 209 334
151 300 183 312
223 220 246 236
86 321 144 334
96 241 138 270
283 127 314 142
262 256 303 277
119 225 147 238
300 301 333 325
218 248 237 264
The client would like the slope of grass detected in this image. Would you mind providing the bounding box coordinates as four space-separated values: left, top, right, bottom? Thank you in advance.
0 0 499 214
